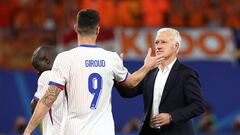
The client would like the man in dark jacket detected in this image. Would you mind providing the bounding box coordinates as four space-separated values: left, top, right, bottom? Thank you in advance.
115 28 205 135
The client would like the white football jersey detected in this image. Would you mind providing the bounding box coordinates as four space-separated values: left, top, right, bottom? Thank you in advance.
50 45 128 135
34 70 65 135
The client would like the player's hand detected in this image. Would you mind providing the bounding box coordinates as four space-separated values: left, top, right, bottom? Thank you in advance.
119 53 124 60
23 131 31 135
23 127 32 135
150 113 172 127
144 48 165 70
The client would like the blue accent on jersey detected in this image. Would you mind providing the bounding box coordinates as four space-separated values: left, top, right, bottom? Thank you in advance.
88 73 103 109
79 44 100 48
33 96 39 101
49 81 65 89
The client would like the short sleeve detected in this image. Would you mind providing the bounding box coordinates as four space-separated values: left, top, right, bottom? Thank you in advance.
34 71 51 100
49 53 69 90
112 52 128 82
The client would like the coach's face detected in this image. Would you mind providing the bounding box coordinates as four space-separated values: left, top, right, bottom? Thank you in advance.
154 31 178 60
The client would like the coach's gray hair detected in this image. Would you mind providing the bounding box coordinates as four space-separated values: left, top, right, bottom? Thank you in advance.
157 28 181 53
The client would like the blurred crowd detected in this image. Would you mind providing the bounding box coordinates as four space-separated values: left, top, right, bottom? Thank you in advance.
1 0 240 69
1 0 240 29
1 1 240 134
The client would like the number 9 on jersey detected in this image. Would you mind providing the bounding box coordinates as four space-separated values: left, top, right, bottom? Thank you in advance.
88 73 103 109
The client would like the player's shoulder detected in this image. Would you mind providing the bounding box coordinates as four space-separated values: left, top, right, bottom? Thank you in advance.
89 45 116 55
39 70 50 78
57 48 76 56
103 50 121 62
54 48 78 62
38 70 51 82
103 49 118 56
86 46 120 58
57 46 119 59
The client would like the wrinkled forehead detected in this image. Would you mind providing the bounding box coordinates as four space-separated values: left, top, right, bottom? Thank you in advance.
155 31 174 40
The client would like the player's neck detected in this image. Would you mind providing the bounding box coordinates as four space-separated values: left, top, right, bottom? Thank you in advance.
78 35 97 46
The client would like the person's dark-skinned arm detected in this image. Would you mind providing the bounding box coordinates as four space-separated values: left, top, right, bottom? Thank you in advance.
30 99 38 114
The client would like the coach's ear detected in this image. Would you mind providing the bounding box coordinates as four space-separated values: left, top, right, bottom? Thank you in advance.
96 26 100 35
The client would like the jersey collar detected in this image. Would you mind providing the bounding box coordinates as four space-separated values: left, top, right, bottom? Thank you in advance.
79 44 99 48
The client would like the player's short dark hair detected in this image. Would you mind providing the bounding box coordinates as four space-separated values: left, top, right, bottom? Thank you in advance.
76 9 100 36
32 46 57 74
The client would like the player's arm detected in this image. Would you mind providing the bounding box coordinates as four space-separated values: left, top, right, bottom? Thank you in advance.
31 72 49 113
30 99 38 113
114 80 143 98
23 85 61 135
121 48 163 88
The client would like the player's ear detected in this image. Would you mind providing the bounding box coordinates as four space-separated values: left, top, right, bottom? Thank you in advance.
74 24 78 34
96 26 100 35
